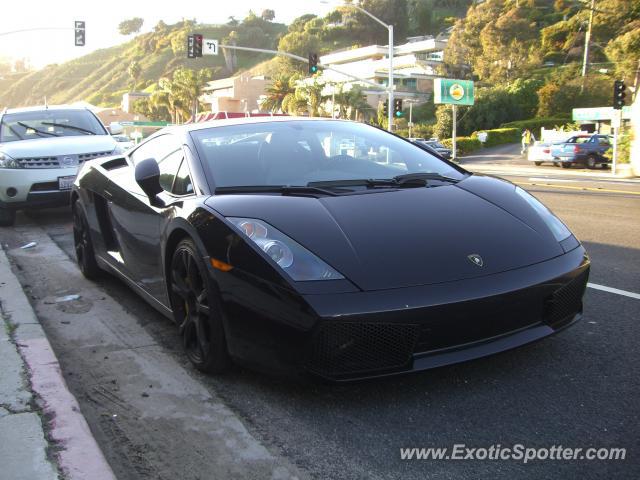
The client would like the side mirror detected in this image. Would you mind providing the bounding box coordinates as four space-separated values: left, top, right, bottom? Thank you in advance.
110 122 124 135
135 158 164 206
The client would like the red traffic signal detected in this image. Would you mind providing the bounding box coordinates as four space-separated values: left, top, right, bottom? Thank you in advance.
193 34 203 58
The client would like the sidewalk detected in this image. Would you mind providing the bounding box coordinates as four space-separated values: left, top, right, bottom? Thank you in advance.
0 245 116 480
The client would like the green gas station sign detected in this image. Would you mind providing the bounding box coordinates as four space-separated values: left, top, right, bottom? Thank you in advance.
434 78 475 106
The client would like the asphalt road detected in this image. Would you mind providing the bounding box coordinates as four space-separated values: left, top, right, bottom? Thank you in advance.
1 151 638 479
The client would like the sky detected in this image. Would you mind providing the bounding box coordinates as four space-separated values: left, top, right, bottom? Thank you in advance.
0 1 335 69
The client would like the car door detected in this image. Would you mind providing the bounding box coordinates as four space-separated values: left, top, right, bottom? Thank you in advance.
106 134 185 303
596 135 611 160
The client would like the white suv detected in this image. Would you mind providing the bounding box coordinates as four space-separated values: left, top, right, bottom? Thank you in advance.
0 105 121 226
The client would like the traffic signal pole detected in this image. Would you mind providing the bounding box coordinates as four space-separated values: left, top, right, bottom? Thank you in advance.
217 44 387 91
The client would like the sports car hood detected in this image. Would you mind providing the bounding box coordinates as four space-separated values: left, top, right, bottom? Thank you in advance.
0 135 117 157
206 176 565 291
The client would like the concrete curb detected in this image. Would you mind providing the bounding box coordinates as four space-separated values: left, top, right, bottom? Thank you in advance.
0 246 117 480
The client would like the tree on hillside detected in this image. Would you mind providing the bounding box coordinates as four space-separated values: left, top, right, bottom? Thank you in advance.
261 9 276 22
605 21 640 81
127 61 141 91
118 17 144 36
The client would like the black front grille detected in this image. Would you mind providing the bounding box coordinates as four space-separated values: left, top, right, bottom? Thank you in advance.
544 270 589 327
308 322 420 377
29 181 59 192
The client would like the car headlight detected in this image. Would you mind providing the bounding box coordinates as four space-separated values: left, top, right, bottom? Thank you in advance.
0 152 20 169
228 217 345 281
515 186 571 242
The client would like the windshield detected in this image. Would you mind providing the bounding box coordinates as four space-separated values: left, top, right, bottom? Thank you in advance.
191 120 465 189
0 109 107 143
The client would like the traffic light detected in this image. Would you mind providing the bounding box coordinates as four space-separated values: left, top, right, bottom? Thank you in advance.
382 100 388 117
74 21 85 47
613 80 626 110
193 34 204 58
187 34 195 58
393 98 403 118
308 53 319 74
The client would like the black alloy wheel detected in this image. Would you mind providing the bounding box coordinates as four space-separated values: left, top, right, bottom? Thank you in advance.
73 205 100 279
170 239 231 373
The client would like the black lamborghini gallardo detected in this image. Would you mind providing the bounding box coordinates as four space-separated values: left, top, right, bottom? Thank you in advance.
72 118 589 381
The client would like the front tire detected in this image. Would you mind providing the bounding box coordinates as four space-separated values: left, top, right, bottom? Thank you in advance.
170 239 231 374
0 208 16 227
534 161 543 166
561 162 571 169
73 205 101 279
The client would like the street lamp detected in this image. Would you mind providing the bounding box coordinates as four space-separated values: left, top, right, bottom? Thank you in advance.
320 1 394 131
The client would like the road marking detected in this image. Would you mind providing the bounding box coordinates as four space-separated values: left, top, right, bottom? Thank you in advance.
515 181 640 195
527 177 578 183
587 283 640 300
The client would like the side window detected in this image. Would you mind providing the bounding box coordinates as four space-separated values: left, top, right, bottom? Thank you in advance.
598 137 610 146
173 160 194 196
157 149 184 192
130 134 180 165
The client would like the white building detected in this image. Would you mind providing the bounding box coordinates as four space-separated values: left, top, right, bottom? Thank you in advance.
318 36 446 111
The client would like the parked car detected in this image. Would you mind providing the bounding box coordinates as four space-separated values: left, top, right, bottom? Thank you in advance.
72 117 588 381
527 141 554 166
550 134 612 169
415 139 452 160
0 105 123 226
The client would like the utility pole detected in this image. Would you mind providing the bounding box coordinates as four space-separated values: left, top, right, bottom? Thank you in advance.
452 104 457 161
581 0 596 92
388 25 394 132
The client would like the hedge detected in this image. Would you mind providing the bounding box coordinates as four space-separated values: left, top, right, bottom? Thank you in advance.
440 137 482 155
471 127 521 147
500 117 571 138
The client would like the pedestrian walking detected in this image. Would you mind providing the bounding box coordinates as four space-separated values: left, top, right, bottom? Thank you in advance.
521 129 532 155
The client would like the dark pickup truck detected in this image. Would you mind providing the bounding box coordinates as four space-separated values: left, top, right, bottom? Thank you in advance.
551 134 612 169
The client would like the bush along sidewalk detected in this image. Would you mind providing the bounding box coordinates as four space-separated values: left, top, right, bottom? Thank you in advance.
438 127 521 156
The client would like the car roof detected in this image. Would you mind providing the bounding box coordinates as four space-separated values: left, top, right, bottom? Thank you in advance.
2 104 90 115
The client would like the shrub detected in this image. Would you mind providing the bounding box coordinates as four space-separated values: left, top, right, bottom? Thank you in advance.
501 117 571 138
471 128 520 147
440 137 482 155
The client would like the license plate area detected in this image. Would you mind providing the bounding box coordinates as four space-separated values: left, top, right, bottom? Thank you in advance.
58 175 75 191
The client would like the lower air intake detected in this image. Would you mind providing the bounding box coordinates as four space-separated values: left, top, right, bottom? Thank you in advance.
545 269 589 327
308 322 420 378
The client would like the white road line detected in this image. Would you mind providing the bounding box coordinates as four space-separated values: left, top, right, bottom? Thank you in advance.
528 177 578 183
587 283 640 300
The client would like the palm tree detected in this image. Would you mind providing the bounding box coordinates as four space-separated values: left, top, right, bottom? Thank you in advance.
260 74 296 113
172 67 211 119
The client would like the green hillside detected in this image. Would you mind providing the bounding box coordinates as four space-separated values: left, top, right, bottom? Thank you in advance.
0 17 287 109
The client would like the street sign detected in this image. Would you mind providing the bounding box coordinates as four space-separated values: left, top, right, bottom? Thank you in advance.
573 106 631 122
74 21 85 47
187 34 195 58
434 78 474 106
203 39 218 56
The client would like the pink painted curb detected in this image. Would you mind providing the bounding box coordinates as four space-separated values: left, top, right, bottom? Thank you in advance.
19 337 116 480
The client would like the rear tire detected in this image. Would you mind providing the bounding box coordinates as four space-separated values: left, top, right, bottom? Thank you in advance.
534 161 543 166
0 208 16 227
561 162 571 169
170 238 231 374
586 155 597 169
73 204 101 279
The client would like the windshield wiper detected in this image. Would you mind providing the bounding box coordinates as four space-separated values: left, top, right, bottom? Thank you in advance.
215 185 340 197
16 121 59 137
393 172 460 184
41 122 96 135
308 179 399 189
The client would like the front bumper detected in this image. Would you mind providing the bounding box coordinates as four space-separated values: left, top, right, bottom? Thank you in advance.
218 245 590 381
0 167 77 209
